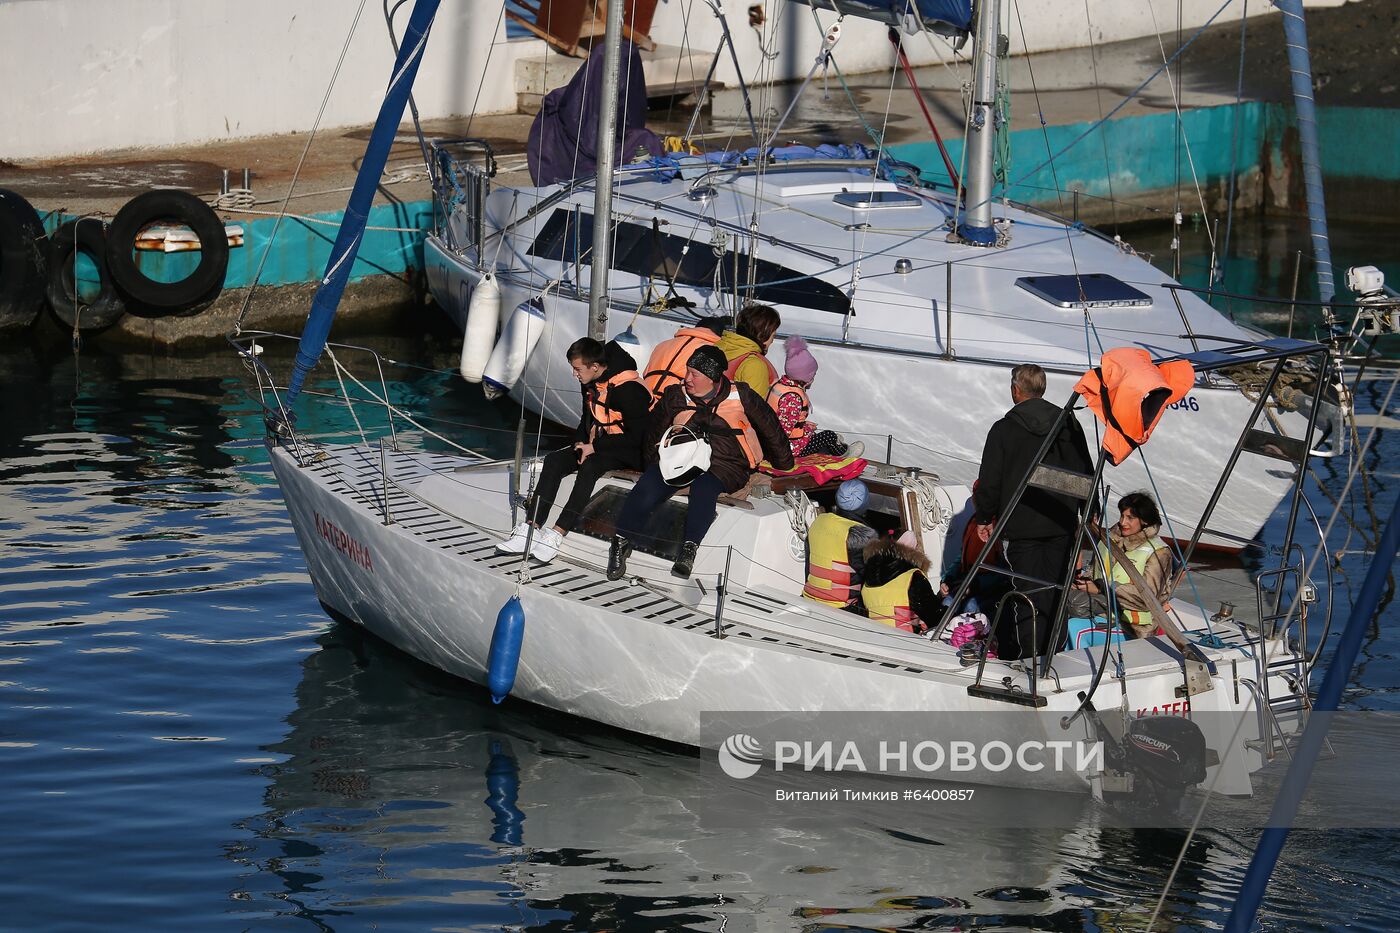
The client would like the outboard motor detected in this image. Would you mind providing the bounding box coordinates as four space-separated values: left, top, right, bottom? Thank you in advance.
1122 716 1209 810
1074 693 1209 812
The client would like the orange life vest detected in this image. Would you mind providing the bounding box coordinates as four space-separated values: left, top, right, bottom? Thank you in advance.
587 369 642 436
643 327 720 399
766 379 810 441
672 385 762 468
725 349 779 389
1072 348 1195 466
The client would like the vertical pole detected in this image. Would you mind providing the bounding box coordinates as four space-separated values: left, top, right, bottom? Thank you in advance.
713 546 733 639
1275 0 1335 303
1287 250 1303 338
511 416 526 527
885 434 893 465
587 0 627 342
379 439 393 526
958 0 1001 245
944 261 955 359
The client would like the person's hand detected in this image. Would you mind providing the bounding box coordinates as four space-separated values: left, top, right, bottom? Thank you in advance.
939 581 950 596
976 521 993 543
577 442 595 462
1072 576 1099 594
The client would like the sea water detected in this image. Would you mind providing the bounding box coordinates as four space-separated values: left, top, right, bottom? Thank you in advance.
0 220 1396 930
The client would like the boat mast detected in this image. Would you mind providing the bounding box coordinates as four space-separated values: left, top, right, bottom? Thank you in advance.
958 0 1001 246
587 0 627 341
1274 0 1334 302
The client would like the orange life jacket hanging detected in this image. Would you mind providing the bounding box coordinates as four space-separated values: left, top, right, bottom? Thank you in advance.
1073 348 1195 466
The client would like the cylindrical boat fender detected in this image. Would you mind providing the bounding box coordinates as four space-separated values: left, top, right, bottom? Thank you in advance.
481 296 546 400
0 188 49 331
487 595 525 704
458 272 501 383
105 189 230 316
46 218 127 331
612 325 654 380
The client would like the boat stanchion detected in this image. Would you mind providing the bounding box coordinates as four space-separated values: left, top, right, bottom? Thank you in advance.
379 439 393 525
488 596 526 704
944 262 955 359
712 546 733 639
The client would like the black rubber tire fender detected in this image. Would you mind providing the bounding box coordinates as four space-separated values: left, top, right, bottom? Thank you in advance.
106 190 230 316
47 218 128 332
0 188 49 331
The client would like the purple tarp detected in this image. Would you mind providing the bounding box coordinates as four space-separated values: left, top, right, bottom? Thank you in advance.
527 39 664 186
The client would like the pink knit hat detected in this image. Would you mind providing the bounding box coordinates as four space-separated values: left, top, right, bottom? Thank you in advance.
784 335 818 383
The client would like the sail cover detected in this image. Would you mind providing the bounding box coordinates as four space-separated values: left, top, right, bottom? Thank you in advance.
785 0 972 34
527 39 664 187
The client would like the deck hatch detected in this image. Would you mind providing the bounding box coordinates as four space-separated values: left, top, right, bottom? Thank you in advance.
1015 273 1152 309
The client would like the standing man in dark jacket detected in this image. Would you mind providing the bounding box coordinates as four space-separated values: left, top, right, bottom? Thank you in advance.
500 338 651 563
973 363 1094 659
608 345 794 580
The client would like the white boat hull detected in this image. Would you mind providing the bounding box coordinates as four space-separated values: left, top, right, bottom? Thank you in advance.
271 442 1302 797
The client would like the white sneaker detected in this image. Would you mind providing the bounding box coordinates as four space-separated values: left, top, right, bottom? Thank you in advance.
844 440 865 460
529 526 563 563
496 521 532 554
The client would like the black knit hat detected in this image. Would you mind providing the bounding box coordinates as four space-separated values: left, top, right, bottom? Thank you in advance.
686 345 728 382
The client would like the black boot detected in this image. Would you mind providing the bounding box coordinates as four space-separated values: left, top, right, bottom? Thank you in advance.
606 534 632 581
672 541 700 579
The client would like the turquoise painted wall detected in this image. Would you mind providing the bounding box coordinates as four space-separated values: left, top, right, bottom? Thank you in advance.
49 199 435 291
888 101 1400 213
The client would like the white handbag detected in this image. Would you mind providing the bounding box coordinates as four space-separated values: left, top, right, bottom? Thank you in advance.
658 424 712 487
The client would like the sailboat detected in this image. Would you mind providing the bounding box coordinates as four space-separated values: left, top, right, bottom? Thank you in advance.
422 0 1346 554
244 0 1340 804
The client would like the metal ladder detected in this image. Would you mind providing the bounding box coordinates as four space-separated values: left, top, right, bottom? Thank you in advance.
1246 549 1315 760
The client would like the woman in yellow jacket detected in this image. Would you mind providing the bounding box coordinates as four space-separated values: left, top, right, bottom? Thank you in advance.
716 304 781 396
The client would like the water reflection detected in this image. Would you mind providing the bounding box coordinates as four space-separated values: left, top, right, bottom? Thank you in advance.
236 623 1261 930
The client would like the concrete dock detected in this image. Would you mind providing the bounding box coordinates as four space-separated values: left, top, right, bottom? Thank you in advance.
1 0 1393 350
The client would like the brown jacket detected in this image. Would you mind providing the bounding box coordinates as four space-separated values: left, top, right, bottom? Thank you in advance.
646 376 794 492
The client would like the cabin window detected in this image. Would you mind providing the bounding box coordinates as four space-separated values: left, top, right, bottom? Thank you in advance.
530 209 851 316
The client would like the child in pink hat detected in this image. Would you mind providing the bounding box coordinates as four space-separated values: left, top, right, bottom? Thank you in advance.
767 336 864 459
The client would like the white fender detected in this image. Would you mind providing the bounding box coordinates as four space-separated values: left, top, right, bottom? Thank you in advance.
458 272 501 383
612 326 654 379
482 296 547 400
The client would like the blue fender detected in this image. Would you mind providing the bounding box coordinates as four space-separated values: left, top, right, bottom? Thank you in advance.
488 596 525 704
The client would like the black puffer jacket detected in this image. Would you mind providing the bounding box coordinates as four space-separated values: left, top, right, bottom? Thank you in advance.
577 341 652 465
973 397 1095 540
861 538 941 632
646 376 794 492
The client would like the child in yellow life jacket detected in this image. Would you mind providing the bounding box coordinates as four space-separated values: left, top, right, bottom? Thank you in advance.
767 336 864 459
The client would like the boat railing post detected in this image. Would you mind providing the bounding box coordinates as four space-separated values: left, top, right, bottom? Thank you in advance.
712 546 733 639
1073 189 1079 224
379 439 393 526
371 351 399 451
885 434 893 465
944 262 954 359
511 417 526 527
1287 250 1303 338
